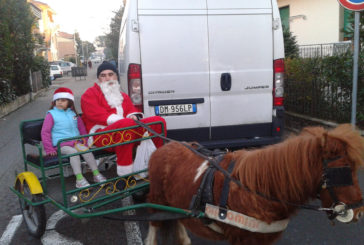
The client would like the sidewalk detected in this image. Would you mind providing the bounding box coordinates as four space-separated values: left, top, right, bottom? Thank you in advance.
0 66 97 119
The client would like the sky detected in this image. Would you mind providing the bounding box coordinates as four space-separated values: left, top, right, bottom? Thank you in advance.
40 0 123 42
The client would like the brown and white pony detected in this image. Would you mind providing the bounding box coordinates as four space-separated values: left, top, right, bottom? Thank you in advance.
145 124 364 245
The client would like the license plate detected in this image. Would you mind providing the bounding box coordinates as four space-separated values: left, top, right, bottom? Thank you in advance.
155 104 196 116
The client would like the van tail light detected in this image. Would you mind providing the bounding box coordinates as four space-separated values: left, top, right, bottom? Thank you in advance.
127 63 143 112
273 59 284 106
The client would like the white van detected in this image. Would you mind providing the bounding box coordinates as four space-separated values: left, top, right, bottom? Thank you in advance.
118 0 285 148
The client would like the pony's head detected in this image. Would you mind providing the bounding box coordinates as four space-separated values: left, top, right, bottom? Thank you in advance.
302 124 364 223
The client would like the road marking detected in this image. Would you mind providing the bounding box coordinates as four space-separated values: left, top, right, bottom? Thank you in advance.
41 210 82 245
0 215 23 245
1 200 143 245
122 196 143 245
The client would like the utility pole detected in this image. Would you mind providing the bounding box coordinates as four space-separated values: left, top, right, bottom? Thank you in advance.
82 41 85 66
351 11 360 126
86 44 89 61
337 1 364 127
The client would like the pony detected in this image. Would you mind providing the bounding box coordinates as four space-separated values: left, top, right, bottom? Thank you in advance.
145 124 364 245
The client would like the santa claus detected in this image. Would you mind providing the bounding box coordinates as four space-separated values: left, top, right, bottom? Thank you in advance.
81 61 166 176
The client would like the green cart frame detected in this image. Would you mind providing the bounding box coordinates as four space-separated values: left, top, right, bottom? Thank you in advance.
10 118 204 238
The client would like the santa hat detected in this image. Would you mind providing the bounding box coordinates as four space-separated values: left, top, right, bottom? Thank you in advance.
53 87 74 101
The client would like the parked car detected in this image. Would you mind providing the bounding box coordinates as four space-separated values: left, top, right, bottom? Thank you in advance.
50 65 63 79
118 0 285 149
50 61 76 75
50 75 54 83
90 57 102 64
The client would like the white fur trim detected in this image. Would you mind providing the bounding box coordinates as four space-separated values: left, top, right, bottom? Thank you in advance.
87 124 106 146
117 164 133 176
107 114 123 125
126 112 144 119
53 92 74 101
115 105 124 116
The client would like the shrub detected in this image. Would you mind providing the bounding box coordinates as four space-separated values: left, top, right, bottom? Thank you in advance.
283 28 299 59
32 56 50 87
0 0 35 99
0 80 16 104
285 50 364 128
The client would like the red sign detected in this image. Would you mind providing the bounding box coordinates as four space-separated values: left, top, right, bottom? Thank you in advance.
338 0 364 11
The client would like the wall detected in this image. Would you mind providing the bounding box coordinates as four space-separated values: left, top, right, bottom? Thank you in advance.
278 0 343 45
0 94 30 119
56 36 76 59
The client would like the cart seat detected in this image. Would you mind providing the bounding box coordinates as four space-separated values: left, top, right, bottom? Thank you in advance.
21 119 115 168
26 154 69 167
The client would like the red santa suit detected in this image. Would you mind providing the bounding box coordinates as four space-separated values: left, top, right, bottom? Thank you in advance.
81 83 166 170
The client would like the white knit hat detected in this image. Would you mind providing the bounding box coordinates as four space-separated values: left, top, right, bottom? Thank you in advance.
53 87 74 101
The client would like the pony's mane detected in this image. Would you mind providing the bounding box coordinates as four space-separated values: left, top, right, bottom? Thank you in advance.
323 124 364 169
233 124 364 204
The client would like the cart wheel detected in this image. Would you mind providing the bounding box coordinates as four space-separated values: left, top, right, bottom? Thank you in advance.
18 182 46 238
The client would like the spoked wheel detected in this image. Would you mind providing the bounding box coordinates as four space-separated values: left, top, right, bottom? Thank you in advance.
18 181 46 238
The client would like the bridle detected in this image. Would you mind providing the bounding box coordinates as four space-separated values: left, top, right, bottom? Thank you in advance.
316 156 364 222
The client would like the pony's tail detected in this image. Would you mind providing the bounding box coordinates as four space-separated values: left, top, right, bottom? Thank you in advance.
159 220 179 245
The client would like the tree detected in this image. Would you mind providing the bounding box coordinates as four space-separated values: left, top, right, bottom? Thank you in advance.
342 10 364 49
0 0 15 85
0 0 35 96
95 35 106 48
74 32 96 60
83 41 96 59
283 28 299 59
74 32 83 58
105 6 124 60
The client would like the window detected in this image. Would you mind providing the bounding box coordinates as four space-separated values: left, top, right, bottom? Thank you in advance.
279 6 290 31
343 8 353 40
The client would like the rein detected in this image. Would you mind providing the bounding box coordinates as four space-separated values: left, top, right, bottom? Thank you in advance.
132 119 242 188
133 120 363 220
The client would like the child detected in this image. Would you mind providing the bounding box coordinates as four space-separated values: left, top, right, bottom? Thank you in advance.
41 87 106 188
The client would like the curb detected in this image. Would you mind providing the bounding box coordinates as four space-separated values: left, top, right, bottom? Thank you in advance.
285 111 364 136
0 88 47 119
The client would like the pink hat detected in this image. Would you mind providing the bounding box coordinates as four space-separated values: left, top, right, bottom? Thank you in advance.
53 87 74 101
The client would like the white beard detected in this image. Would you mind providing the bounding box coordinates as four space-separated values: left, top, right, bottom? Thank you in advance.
98 80 123 109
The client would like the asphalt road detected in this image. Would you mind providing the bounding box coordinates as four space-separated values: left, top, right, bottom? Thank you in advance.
0 66 363 244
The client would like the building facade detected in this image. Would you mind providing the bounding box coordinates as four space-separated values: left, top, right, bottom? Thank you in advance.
277 0 351 45
30 0 59 61
55 32 77 60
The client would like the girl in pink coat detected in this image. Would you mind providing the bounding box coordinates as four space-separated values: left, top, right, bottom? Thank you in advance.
41 87 106 188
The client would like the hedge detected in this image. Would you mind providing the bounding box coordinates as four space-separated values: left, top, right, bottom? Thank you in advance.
285 50 364 128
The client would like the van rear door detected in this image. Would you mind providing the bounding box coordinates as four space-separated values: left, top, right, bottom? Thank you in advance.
207 0 274 140
138 0 211 140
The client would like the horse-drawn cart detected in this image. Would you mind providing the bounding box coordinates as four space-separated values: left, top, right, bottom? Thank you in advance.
11 119 364 244
10 119 203 238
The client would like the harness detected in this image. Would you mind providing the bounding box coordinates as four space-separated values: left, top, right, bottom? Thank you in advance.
115 120 364 225
187 151 234 219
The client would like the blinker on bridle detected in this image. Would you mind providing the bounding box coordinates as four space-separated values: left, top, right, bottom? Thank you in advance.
318 156 364 222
